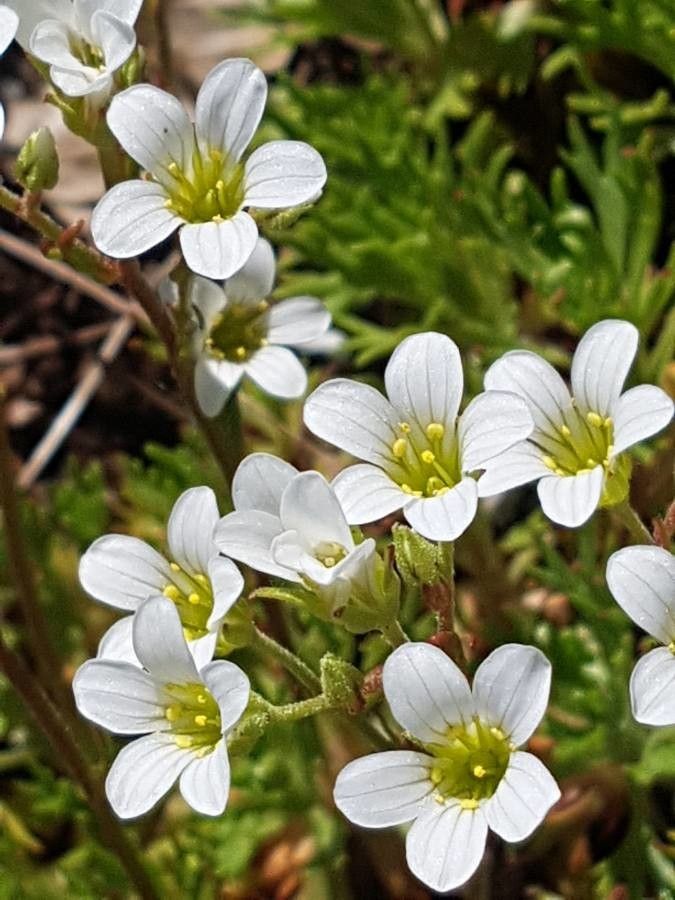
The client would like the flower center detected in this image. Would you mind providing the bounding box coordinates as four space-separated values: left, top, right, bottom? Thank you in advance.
205 301 269 363
68 33 105 71
537 407 614 477
162 563 214 641
162 147 245 224
313 541 348 569
163 682 221 754
388 422 461 498
426 719 511 806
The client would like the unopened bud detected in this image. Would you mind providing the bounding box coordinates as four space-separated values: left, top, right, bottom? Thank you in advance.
15 127 59 191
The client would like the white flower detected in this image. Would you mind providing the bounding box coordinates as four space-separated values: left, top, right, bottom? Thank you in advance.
333 642 560 894
214 454 377 613
79 487 243 668
482 319 674 527
7 0 141 101
607 545 675 726
303 331 533 542
183 238 333 416
91 58 327 279
0 5 18 138
73 595 250 818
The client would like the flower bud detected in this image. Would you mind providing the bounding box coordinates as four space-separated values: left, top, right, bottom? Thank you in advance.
393 524 445 586
15 127 59 191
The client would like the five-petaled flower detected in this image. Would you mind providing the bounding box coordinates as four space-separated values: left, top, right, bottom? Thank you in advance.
73 595 250 818
7 0 142 101
481 319 674 527
79 487 243 668
607 545 675 726
91 58 327 279
303 331 533 542
0 5 17 137
179 238 333 416
333 642 560 894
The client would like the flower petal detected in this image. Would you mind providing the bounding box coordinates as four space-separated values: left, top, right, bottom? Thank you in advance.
79 0 143 26
79 535 171 612
611 385 674 456
279 471 353 550
473 644 552 746
332 464 405 524
485 751 560 843
224 236 275 302
200 660 250 731
304 378 399 467
179 212 258 280
179 740 230 816
333 751 434 828
105 733 190 819
383 642 474 742
630 647 675 726
244 140 327 209
537 466 604 528
404 477 478 542
194 358 241 417
477 441 550 497
244 345 307 399
231 452 298 515
97 617 139 666
208 556 244 626
214 510 293 580
571 319 638 417
73 659 165 734
106 84 194 180
30 19 79 69
5 0 72 47
459 391 533 472
189 276 225 331
195 58 267 162
91 181 180 259
405 803 488 894
484 351 572 438
91 10 136 73
132 596 200 684
167 487 219 575
606 546 675 645
266 297 331 347
0 6 18 56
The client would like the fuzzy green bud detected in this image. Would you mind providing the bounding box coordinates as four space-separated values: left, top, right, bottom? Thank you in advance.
393 524 443 586
15 128 59 191
320 654 362 710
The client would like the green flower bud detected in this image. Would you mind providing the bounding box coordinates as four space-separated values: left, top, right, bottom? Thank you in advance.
600 454 632 509
320 654 361 710
393 524 444 586
15 127 59 191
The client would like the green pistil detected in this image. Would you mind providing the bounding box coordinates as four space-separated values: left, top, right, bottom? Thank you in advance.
314 541 348 569
164 682 221 753
162 147 245 224
68 34 105 70
426 719 511 804
390 421 461 498
206 301 269 363
162 564 214 641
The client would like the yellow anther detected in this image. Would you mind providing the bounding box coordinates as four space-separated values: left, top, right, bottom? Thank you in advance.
587 411 603 428
398 422 411 433
323 557 336 568
669 641 675 655
163 585 180 600
194 714 208 727
392 438 407 458
426 422 445 441
196 693 207 705
188 593 201 606
194 574 209 586
576 467 591 475
170 562 181 572
421 450 435 464
212 214 224 223
168 162 179 175
430 766 443 785
257 300 269 312
604 416 613 428
555 467 566 477
175 735 193 749
473 765 487 779
607 444 614 458
235 346 247 360
163 199 173 209
209 148 223 162
586 458 597 468
560 424 571 437
490 727 505 741
165 705 181 722
460 798 480 810
542 455 557 470
260 337 269 347
216 180 225 191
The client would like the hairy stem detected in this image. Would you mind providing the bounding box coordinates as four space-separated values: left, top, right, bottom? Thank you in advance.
380 619 409 648
251 626 321 695
611 500 655 546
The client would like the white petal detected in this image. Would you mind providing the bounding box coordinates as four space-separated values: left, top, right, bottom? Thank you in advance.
404 477 478 542
611 385 674 456
266 298 331 347
244 140 327 209
29 19 77 68
477 441 550 497
167 487 219 575
301 328 346 356
97 617 139 666
606 546 675 645
4 0 72 47
279 471 353 549
189 632 218 671
106 733 190 819
200 660 250 731
132 596 200 684
304 378 399 467
459 391 533 472
91 10 136 73
231 452 297 515
91 181 180 259
0 103 4 141
77 0 143 26
406 803 488 894
571 319 638 417
107 84 194 180
472 644 552 746
224 236 275 302
270 530 307 575
332 464 405 524
179 212 258 280
630 647 675 726
195 58 267 162
194 358 241 417
79 535 171 612
0 6 18 55
486 751 560 843
537 466 604 528
73 659 165 734
189 276 225 331
214 510 294 580
484 351 572 437
333 751 434 827
383 642 474 743
179 740 230 816
244 345 307 399
50 66 113 100
208 556 244 627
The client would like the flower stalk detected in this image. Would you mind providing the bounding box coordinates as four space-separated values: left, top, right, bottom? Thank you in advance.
611 500 655 546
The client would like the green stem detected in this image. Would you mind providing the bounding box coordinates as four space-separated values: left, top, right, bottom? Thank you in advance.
270 693 333 722
217 393 244 485
611 500 655 546
250 626 321 695
380 619 409 648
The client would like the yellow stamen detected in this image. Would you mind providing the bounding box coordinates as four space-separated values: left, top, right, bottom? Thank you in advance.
235 346 247 360
175 735 193 749
165 705 180 722
188 593 201 605
421 450 435 464
426 422 445 441
194 715 208 727
586 458 597 468
212 214 224 223
587 411 603 428
398 422 411 433
170 562 181 572
542 455 557 470
560 424 571 437
196 693 207 705
392 438 407 458
604 417 613 428
460 799 480 810
163 585 180 601
430 766 443 785
473 765 487 779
